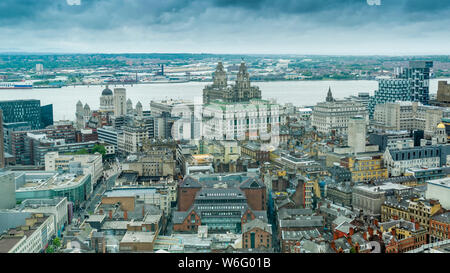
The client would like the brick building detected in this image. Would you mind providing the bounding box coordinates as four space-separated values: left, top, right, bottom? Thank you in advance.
429 212 450 243
242 219 272 249
174 174 267 233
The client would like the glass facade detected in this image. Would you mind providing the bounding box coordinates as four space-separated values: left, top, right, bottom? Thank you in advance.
16 174 91 207
0 100 43 129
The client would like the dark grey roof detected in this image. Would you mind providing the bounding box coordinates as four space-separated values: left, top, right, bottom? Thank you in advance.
432 212 450 224
278 208 314 220
195 188 246 200
242 219 271 234
239 177 265 189
281 229 321 241
279 216 324 228
253 211 268 222
180 176 202 188
173 211 189 225
387 146 442 161
101 87 113 96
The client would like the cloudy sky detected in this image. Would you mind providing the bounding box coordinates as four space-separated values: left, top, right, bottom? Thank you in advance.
1 0 450 55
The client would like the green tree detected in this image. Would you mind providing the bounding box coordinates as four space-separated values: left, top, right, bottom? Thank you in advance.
92 144 106 157
53 237 61 248
46 245 55 253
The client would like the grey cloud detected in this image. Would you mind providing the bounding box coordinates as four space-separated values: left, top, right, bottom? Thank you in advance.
1 0 450 54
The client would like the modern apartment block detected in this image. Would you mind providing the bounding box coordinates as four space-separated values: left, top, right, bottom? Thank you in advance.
368 61 433 118
0 99 53 130
368 78 410 118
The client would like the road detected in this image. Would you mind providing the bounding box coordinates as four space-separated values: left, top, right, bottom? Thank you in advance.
80 163 121 216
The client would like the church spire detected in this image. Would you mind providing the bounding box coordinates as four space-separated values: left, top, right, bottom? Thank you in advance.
326 86 334 102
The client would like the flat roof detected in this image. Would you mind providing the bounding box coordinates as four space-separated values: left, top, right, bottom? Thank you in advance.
355 182 411 192
121 231 155 244
15 172 88 192
104 188 157 197
428 178 450 189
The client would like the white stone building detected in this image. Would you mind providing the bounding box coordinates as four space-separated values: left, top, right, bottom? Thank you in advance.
383 146 442 176
311 92 367 135
202 99 281 144
44 151 103 185
426 178 450 210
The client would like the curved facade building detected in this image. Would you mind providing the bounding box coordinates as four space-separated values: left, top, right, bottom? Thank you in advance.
14 171 92 207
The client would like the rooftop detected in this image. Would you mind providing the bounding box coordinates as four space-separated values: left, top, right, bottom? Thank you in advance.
14 171 89 192
121 231 156 244
432 212 450 224
427 177 450 189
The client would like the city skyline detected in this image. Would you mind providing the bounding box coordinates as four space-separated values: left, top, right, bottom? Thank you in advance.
2 0 450 55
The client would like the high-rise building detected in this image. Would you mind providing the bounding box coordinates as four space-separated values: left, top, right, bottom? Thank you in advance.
35 63 43 74
0 109 4 169
113 88 127 117
0 99 52 130
40 104 54 128
368 61 433 118
368 78 410 118
347 116 366 154
203 62 262 104
402 61 433 104
0 172 15 209
433 81 450 107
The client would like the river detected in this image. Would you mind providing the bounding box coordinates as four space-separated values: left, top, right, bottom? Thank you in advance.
0 79 448 121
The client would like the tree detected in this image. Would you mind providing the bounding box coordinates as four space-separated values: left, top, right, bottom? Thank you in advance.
92 144 106 157
46 245 55 253
53 237 61 248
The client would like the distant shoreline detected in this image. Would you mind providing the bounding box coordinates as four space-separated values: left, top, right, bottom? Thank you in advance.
66 77 450 87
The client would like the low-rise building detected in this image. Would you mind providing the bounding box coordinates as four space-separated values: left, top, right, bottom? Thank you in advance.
241 142 270 163
380 219 427 253
408 199 442 234
326 183 353 207
426 178 450 209
121 151 176 178
352 182 413 216
0 213 55 253
341 155 388 183
45 151 103 185
18 197 68 237
13 171 92 208
429 212 450 243
384 145 449 177
242 219 272 250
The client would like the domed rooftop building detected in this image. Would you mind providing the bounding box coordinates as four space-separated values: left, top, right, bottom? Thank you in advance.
100 85 114 112
434 122 447 144
102 86 113 96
